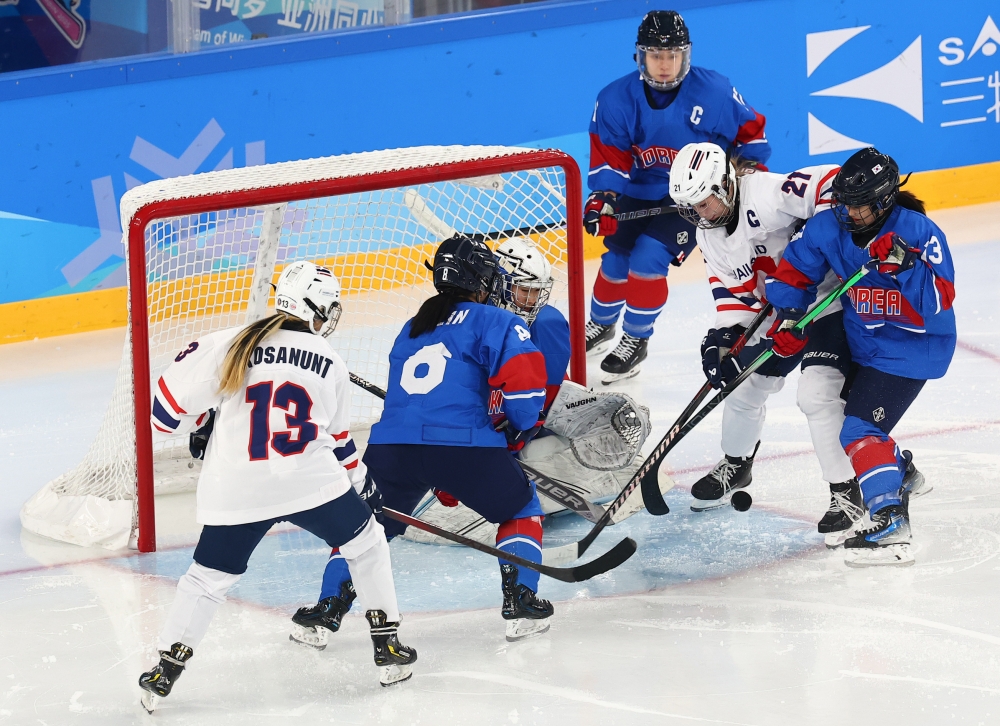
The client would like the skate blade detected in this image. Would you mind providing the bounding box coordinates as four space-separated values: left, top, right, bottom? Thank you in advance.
601 366 641 386
844 543 914 568
690 493 733 512
379 665 413 687
587 340 614 357
140 690 157 714
505 618 551 642
824 529 852 549
288 624 328 650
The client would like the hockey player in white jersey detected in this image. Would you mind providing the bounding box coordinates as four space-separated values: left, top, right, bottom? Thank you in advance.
137 262 415 712
670 142 873 541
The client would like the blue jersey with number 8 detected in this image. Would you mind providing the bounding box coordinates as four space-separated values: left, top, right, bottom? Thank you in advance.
369 302 548 448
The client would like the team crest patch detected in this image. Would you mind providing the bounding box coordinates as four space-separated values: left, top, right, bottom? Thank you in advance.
677 231 689 245
873 407 886 423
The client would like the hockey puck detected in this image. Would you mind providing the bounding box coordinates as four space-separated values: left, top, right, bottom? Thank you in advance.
731 491 752 512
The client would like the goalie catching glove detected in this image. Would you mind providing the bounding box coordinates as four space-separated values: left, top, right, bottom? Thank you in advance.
583 191 619 237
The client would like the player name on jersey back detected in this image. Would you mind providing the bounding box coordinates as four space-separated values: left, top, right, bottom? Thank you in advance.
246 344 335 378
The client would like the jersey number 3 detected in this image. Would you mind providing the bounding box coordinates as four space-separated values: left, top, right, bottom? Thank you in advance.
245 381 318 460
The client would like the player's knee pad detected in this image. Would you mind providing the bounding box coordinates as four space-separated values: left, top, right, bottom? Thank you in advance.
179 562 241 604
797 366 846 418
338 516 387 559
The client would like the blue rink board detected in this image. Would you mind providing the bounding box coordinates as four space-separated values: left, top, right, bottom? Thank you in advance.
112 489 822 613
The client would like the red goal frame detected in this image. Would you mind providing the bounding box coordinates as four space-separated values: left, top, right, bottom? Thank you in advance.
126 150 585 552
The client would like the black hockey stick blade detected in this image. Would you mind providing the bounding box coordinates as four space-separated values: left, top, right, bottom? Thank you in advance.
382 507 636 583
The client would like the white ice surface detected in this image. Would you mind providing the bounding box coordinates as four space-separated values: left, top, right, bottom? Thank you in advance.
0 208 998 725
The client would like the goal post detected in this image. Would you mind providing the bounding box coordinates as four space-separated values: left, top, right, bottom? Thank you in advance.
20 146 585 554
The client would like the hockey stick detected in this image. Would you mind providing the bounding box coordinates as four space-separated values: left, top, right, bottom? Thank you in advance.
347 373 614 521
382 506 636 583
541 267 868 566
640 302 774 515
613 206 678 223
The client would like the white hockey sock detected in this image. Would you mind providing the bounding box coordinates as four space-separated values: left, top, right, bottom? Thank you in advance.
797 366 856 484
721 373 784 458
157 562 241 652
341 517 400 622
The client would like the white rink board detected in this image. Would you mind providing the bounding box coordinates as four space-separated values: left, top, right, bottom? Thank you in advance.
0 207 997 725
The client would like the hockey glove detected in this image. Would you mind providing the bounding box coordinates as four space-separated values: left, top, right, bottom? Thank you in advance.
358 473 384 520
866 232 919 275
583 191 619 237
496 416 545 453
188 409 216 460
767 308 808 358
700 326 746 389
433 489 460 507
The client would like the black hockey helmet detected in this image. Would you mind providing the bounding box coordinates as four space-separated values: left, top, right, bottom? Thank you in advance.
831 147 901 234
432 234 500 302
635 11 691 91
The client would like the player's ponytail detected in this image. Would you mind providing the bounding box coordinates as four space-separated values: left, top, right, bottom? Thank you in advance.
895 190 926 215
409 291 467 338
218 313 291 396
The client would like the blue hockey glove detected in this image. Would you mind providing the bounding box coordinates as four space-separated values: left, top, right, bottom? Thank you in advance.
188 409 215 460
583 191 619 237
496 417 545 452
700 326 745 389
358 473 383 520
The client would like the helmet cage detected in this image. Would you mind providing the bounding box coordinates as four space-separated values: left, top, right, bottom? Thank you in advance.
498 272 553 324
675 169 737 230
636 44 691 91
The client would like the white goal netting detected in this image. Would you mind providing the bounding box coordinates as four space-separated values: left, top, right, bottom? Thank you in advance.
20 146 581 550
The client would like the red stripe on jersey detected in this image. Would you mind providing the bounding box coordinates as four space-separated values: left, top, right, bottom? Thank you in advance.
815 167 840 205
589 133 633 174
735 111 767 145
752 256 777 277
153 423 172 434
488 351 547 394
935 276 956 311
845 435 897 473
332 431 350 441
709 276 757 295
717 303 758 312
196 412 207 427
496 515 544 545
772 258 815 290
344 460 358 470
157 377 186 414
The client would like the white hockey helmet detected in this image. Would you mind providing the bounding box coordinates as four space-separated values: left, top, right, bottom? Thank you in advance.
494 237 553 324
274 261 343 337
669 142 737 229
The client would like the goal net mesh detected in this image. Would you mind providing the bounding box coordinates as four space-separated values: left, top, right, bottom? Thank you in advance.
20 146 578 550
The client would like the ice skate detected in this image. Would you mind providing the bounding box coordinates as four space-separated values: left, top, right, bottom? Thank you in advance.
138 642 193 713
585 320 617 356
289 581 356 650
843 503 914 567
818 479 865 548
690 443 757 512
901 450 931 498
501 564 553 641
600 333 648 384
366 609 417 687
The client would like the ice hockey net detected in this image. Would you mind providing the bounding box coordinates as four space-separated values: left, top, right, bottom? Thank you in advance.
20 146 584 552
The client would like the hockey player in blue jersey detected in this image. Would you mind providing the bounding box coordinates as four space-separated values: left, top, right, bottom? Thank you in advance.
291 235 555 644
765 148 956 567
584 10 771 382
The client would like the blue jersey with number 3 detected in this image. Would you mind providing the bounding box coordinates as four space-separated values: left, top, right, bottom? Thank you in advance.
369 302 549 448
